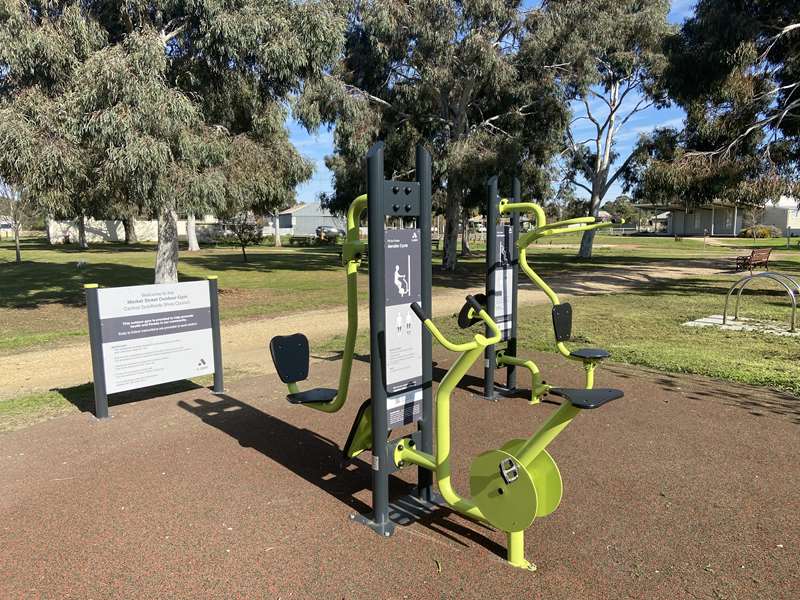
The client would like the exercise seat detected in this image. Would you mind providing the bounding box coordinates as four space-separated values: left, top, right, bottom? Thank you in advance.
288 388 338 405
270 333 337 406
570 348 610 360
549 387 623 409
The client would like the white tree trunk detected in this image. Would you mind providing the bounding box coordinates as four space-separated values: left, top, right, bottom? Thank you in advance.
273 211 281 247
186 213 200 251
155 208 179 284
14 223 21 263
77 213 88 249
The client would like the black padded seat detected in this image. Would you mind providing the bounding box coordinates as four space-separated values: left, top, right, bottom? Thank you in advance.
287 388 338 405
549 387 623 409
570 348 610 360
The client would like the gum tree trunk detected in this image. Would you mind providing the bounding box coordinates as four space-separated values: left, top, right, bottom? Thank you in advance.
578 191 602 259
442 188 460 271
14 222 21 263
77 213 88 249
186 213 200 251
460 206 472 256
123 217 137 244
273 211 281 247
155 207 179 283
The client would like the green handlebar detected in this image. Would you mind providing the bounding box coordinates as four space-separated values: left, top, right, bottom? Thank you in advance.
410 299 502 353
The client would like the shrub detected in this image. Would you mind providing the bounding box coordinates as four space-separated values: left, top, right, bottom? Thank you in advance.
738 224 782 238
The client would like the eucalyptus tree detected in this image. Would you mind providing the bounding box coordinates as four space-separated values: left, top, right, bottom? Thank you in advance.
522 0 673 258
0 1 343 282
625 0 800 214
297 0 566 271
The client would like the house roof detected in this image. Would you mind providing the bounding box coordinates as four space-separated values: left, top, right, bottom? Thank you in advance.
279 203 310 215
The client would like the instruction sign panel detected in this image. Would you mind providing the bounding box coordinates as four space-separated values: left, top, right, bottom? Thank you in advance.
491 226 514 340
96 281 216 394
384 228 423 428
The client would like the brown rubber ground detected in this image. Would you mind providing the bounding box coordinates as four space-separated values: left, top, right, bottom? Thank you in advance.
1 351 798 599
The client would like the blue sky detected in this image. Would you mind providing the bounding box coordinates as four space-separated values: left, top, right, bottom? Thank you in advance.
290 1 697 205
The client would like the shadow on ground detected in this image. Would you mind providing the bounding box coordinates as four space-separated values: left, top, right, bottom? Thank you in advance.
178 392 507 558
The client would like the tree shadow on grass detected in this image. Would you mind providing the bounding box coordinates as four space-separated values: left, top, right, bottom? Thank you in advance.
178 393 507 557
0 260 167 309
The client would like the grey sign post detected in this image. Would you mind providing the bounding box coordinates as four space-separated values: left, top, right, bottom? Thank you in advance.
84 278 224 419
484 176 521 400
355 141 433 537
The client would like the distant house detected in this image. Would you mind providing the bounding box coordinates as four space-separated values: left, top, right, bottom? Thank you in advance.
635 197 799 237
762 197 800 236
277 203 344 236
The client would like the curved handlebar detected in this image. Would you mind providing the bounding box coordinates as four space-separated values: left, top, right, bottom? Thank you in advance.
410 296 502 353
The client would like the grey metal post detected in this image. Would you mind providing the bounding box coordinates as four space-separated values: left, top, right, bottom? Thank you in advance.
483 176 499 400
84 284 109 419
416 145 434 502
207 276 224 393
365 142 393 535
506 177 521 391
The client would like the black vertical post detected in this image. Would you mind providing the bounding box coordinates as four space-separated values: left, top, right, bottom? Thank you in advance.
484 176 499 400
506 177 521 391
84 284 109 419
416 145 434 502
365 142 393 535
207 276 224 394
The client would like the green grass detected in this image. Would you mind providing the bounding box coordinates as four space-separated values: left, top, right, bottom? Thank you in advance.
2 233 800 354
435 274 800 396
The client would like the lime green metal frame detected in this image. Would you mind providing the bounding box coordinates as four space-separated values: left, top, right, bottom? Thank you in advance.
393 307 588 570
284 194 367 413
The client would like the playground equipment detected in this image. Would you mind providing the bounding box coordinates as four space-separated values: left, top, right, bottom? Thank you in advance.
270 148 625 568
723 272 800 332
482 175 620 398
270 192 368 412
271 142 438 534
394 295 624 570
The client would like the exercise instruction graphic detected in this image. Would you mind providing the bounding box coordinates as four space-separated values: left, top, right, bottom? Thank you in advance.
384 228 423 427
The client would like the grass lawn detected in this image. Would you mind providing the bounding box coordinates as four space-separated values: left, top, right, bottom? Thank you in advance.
431 273 800 396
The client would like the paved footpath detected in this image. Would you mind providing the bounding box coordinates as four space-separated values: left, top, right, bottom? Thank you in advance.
1 263 723 401
1 350 798 599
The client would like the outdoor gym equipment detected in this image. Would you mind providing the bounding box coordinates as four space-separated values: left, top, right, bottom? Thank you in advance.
270 192 367 412
723 271 800 332
271 142 438 535
394 295 624 570
482 175 621 397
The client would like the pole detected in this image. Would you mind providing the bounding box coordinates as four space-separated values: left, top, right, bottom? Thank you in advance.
416 145 434 502
84 284 109 419
207 276 224 394
484 176 499 400
366 141 393 535
506 177 521 391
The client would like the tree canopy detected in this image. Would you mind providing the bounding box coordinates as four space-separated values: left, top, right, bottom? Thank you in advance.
296 0 567 270
0 0 343 281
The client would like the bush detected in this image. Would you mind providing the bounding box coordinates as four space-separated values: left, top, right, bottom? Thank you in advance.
738 224 782 238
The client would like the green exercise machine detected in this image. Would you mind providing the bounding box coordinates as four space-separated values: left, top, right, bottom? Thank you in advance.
271 141 438 535
396 295 623 570
269 148 624 568
482 175 622 400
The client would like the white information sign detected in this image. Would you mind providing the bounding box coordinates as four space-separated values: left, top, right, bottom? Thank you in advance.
96 281 215 394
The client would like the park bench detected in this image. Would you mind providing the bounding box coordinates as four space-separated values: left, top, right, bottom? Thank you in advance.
735 247 772 273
